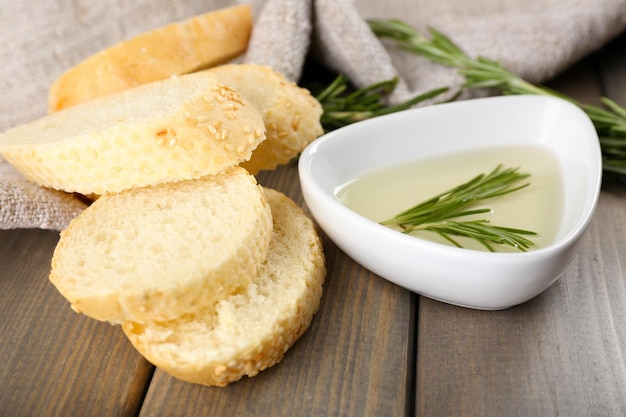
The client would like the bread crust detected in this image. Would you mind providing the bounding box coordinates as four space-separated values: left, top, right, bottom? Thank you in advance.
48 5 253 112
208 64 324 174
49 167 273 324
0 72 267 195
122 188 326 386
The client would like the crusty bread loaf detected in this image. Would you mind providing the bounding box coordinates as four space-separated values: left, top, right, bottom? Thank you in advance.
48 5 253 112
49 167 273 324
208 64 324 174
0 71 266 195
122 188 326 386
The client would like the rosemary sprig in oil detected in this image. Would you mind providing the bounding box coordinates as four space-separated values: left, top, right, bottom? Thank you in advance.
380 164 537 252
368 18 626 180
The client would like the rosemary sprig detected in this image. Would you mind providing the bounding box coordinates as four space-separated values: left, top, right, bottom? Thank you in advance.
315 75 449 131
368 18 626 181
423 221 537 252
380 164 537 252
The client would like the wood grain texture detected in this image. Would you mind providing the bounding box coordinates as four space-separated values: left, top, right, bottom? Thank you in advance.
415 34 626 417
0 229 153 417
137 163 416 417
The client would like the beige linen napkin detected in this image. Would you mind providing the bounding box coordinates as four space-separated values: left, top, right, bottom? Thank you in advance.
2 0 626 229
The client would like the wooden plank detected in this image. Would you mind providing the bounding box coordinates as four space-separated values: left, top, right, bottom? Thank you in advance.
138 163 416 417
414 37 626 416
416 185 626 416
0 229 153 417
597 29 626 106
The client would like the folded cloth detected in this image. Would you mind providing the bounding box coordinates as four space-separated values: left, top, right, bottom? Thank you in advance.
2 0 626 229
0 161 87 230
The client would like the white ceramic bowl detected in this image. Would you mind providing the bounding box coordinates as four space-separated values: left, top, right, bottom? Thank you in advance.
299 95 602 310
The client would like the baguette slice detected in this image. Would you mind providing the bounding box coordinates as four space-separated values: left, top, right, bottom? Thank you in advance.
208 64 324 174
48 5 253 112
0 71 266 195
122 188 326 386
50 167 273 324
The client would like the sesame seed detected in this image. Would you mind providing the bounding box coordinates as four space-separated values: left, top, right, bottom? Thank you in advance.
215 94 225 103
213 120 222 130
231 96 245 105
202 95 212 102
197 116 208 123
226 111 236 120
87 147 98 158
141 167 153 174
243 126 251 134
208 125 217 135
248 135 256 144
237 145 246 154
225 144 235 152
221 130 229 140
291 113 301 130
168 138 177 148
254 128 263 138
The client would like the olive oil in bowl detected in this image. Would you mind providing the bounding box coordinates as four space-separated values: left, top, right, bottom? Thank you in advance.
335 145 564 252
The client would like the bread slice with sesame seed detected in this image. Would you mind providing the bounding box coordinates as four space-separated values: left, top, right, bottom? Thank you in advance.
207 64 324 174
122 188 326 386
0 71 266 195
49 166 273 324
48 5 253 112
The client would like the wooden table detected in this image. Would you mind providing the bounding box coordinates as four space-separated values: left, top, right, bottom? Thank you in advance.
2 32 626 417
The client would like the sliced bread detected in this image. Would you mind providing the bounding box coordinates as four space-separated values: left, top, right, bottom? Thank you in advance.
207 64 324 174
48 5 253 112
122 188 326 386
0 71 266 195
49 167 273 324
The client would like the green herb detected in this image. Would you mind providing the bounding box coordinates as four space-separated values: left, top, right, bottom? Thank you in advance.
368 18 626 181
380 164 537 252
315 75 449 132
